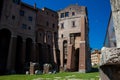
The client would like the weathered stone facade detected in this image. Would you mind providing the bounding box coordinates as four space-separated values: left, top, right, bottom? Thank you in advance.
0 0 59 74
58 5 91 72
0 0 91 75
100 0 120 80
110 0 120 48
36 7 60 72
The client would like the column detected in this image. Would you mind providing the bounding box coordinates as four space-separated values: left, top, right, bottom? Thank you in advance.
60 40 64 71
44 32 47 43
53 32 57 64
35 43 39 62
66 44 75 71
110 0 120 48
79 16 86 73
79 41 86 72
21 40 26 72
31 42 37 62
7 35 17 72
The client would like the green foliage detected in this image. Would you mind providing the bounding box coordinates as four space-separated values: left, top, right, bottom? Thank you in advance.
0 72 99 80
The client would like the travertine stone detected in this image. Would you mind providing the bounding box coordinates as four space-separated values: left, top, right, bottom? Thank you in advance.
100 47 120 65
110 0 120 48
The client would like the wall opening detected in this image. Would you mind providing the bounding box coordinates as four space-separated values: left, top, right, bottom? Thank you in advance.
15 36 23 74
0 29 11 75
75 48 79 71
25 38 32 71
63 40 67 70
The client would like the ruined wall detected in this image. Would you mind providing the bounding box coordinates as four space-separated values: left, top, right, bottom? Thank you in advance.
110 0 120 48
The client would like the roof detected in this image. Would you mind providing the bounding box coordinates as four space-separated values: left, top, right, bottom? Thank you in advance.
58 4 86 12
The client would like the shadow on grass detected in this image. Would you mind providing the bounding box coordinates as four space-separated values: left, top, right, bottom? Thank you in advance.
90 67 99 73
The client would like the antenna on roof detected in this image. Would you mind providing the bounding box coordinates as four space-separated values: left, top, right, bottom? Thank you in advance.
34 3 36 9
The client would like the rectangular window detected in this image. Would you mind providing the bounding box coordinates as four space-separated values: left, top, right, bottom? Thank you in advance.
22 24 27 29
28 16 32 21
72 12 75 16
52 23 55 28
72 21 75 27
65 12 69 17
28 26 31 30
61 23 64 29
60 13 64 18
20 10 24 16
46 21 49 26
12 15 15 20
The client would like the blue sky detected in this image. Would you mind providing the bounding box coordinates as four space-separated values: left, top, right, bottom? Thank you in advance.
22 0 111 50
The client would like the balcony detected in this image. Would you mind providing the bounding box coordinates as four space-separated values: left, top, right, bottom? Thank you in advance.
100 47 120 66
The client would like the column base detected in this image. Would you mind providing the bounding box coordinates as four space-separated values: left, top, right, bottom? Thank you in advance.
79 69 86 73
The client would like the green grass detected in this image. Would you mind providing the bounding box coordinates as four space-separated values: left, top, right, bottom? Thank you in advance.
0 72 99 80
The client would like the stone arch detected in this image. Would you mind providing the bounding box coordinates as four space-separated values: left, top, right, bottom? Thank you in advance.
63 40 68 69
0 28 11 74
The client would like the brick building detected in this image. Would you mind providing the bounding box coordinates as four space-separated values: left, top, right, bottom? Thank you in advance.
58 5 91 72
91 50 101 66
0 0 59 74
36 7 60 71
0 0 91 74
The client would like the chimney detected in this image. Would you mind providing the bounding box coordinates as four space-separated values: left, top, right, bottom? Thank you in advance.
34 3 36 9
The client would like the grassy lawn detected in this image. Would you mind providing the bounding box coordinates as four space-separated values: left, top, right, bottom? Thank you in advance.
0 72 99 80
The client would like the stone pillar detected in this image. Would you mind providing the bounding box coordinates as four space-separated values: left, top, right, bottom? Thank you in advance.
66 44 75 71
35 43 39 62
110 0 120 48
44 32 47 43
31 42 36 62
79 41 86 73
21 40 26 72
53 33 57 64
7 35 17 73
21 40 26 63
53 46 57 63
60 40 64 70
79 16 86 73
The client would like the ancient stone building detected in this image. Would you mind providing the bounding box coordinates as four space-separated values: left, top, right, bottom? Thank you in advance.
0 0 91 75
100 0 120 79
0 0 59 74
58 5 91 72
36 7 60 71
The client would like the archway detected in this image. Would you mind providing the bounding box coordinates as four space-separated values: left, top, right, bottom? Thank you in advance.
74 48 79 71
15 36 23 73
63 40 67 70
0 29 11 74
38 43 43 70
